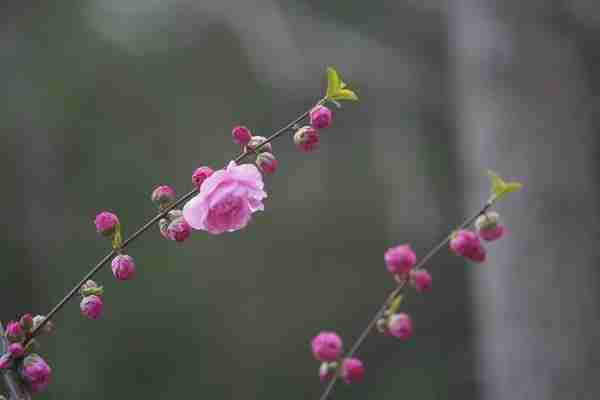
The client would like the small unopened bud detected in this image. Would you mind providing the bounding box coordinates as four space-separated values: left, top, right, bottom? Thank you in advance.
475 212 505 242
232 126 253 146
80 295 103 320
80 280 103 297
311 331 343 362
409 269 432 293
94 211 119 237
309 105 333 129
167 217 192 242
111 254 136 281
32 315 54 335
151 185 176 207
8 343 24 358
388 313 413 341
19 313 34 332
192 166 214 190
247 136 272 153
340 358 364 384
384 244 417 274
5 321 23 342
256 152 278 175
293 126 320 152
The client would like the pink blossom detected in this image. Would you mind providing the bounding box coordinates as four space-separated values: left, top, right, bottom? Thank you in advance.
450 230 486 263
231 126 252 146
94 211 119 236
384 244 417 274
340 358 364 384
167 217 192 242
183 161 267 235
80 295 103 320
111 254 136 281
20 354 51 394
311 331 343 362
293 126 320 152
256 152 278 175
410 269 432 293
388 313 413 341
8 343 24 358
192 166 214 190
309 105 333 129
151 185 176 206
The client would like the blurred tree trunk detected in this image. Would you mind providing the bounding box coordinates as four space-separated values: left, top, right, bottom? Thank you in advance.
448 1 600 399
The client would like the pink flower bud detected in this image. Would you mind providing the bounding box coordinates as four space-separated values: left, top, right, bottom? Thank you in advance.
293 126 320 152
467 245 487 263
450 230 479 256
384 244 417 274
319 362 337 383
192 166 214 190
20 354 51 394
232 126 252 146
410 269 432 293
111 254 136 281
94 211 119 237
167 217 192 242
311 331 343 362
340 358 364 384
32 315 54 335
0 354 12 370
151 185 176 207
247 136 272 153
5 321 23 342
19 313 33 332
256 152 278 175
388 313 413 341
309 105 333 129
8 343 24 358
475 212 505 241
80 295 103 320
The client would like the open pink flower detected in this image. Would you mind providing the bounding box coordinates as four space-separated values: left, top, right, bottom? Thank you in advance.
183 161 267 235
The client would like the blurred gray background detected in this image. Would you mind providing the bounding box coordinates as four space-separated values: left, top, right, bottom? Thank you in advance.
1 1 599 399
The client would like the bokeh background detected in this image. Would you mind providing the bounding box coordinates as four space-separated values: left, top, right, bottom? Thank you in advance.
1 1 599 399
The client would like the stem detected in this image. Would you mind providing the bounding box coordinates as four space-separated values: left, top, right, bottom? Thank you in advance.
318 201 492 400
26 100 322 343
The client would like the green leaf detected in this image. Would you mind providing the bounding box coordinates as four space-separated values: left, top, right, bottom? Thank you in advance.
330 88 358 101
325 67 359 102
112 223 123 250
388 294 404 314
487 170 523 203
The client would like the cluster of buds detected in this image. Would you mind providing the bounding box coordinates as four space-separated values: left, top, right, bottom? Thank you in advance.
384 244 432 293
310 332 364 384
1 313 53 393
232 126 279 175
293 104 332 152
450 211 505 263
152 185 193 243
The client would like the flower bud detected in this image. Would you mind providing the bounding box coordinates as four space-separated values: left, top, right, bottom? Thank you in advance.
475 212 505 241
80 295 103 320
450 230 486 263
167 217 192 242
409 269 432 293
32 315 54 335
468 245 487 263
20 354 51 394
111 254 136 281
5 321 23 342
309 105 333 129
293 126 320 152
8 343 24 358
192 166 214 190
319 362 338 383
256 152 278 175
384 244 417 274
388 313 413 341
232 126 252 146
311 331 343 362
0 354 12 370
80 280 103 297
19 313 33 332
151 185 176 207
247 136 272 153
340 358 364 384
94 211 119 237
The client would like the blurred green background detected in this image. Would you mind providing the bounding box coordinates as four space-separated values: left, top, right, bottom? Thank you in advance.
2 1 599 399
